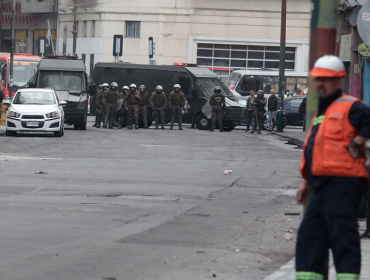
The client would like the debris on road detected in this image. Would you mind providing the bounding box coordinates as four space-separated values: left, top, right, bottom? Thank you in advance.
223 170 232 175
284 212 300 216
35 171 48 174
284 229 293 233
285 233 293 241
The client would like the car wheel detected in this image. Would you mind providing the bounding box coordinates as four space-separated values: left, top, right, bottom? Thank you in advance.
195 114 211 130
79 122 86 131
61 124 64 136
6 130 16 136
54 127 63 137
73 124 80 130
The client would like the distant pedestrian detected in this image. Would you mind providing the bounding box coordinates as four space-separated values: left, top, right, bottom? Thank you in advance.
295 55 370 280
245 90 257 132
268 89 278 132
169 84 186 130
103 82 119 129
93 83 108 128
117 86 129 129
209 86 226 132
150 85 167 129
138 85 149 129
250 90 267 134
299 97 306 131
126 84 141 129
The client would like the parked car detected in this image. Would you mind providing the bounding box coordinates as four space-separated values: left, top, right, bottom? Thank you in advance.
284 96 305 126
4 88 66 137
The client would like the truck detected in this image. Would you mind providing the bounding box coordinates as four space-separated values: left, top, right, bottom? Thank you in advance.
91 63 244 131
27 57 96 130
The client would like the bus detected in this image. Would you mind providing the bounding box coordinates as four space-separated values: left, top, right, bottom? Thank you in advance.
0 53 42 99
225 70 308 97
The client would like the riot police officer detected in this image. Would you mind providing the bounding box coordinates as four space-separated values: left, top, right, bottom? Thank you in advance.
209 86 226 132
138 85 149 129
93 84 103 128
116 86 129 129
126 84 141 129
169 84 186 130
150 85 167 129
250 90 267 134
103 82 119 129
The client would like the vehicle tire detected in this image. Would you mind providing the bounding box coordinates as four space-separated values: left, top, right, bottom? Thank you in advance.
73 124 80 130
195 114 211 130
6 130 16 136
223 125 235 132
61 124 65 136
54 126 64 137
79 122 86 131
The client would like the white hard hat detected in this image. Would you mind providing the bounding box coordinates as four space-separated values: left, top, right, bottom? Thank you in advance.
174 84 181 89
130 84 137 88
122 86 129 90
103 83 109 87
310 55 346 78
156 85 163 90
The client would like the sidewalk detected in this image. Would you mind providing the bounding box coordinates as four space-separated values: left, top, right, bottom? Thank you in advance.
265 128 370 280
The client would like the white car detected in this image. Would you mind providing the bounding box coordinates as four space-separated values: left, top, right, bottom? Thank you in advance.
4 89 66 137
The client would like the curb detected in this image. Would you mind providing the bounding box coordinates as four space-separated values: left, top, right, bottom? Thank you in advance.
270 131 305 147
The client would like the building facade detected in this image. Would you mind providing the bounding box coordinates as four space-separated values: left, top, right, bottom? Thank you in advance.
57 0 311 75
0 0 58 56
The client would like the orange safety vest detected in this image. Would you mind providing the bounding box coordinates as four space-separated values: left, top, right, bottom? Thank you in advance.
300 94 370 181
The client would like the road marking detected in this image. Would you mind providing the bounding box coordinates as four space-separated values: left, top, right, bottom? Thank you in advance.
141 144 165 147
0 155 62 161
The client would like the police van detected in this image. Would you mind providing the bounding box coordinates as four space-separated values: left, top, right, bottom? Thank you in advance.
91 63 244 131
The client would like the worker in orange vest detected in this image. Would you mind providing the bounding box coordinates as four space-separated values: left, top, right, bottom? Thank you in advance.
295 55 370 280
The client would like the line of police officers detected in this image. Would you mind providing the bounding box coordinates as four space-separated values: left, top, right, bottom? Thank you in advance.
93 83 187 130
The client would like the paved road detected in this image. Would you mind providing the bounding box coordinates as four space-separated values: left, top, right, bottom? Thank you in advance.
0 117 303 280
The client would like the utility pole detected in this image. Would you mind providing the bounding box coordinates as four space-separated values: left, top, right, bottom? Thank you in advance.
72 1 77 56
9 0 15 100
306 0 338 130
276 0 287 132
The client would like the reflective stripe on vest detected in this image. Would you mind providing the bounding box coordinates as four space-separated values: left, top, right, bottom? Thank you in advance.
299 94 369 180
296 271 324 280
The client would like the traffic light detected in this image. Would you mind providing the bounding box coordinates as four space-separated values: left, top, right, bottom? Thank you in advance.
149 37 156 59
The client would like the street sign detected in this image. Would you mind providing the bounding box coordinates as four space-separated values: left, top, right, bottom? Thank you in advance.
357 2 370 45
37 36 46 57
113 35 123 57
358 43 370 57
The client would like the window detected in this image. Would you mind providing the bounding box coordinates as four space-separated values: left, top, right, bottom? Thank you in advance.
126 21 141 38
37 71 84 91
291 99 303 108
196 44 296 72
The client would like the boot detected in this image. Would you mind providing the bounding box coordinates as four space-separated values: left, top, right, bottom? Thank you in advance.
155 116 159 129
258 120 263 134
108 115 114 129
134 114 139 129
143 115 148 129
161 116 165 129
170 116 175 130
102 114 108 128
118 117 124 129
179 117 183 130
93 113 98 127
218 119 224 132
127 115 133 129
96 114 102 128
210 119 215 132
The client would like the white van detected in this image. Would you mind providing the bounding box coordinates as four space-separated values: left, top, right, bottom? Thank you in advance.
225 70 308 98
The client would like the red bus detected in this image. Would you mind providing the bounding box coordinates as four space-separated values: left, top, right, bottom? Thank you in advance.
0 53 42 99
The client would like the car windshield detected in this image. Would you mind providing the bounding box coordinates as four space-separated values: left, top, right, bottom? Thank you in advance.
38 71 83 91
196 78 234 97
225 72 241 89
13 91 56 105
11 60 39 87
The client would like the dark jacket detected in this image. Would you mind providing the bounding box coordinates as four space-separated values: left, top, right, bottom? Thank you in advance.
0 90 4 104
299 98 306 114
268 95 278 111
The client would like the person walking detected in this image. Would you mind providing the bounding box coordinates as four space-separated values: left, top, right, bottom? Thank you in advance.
295 55 370 280
103 82 119 129
245 90 257 132
150 85 167 130
138 85 149 129
209 86 226 132
299 97 307 132
169 84 186 130
126 84 141 129
250 90 267 134
268 89 278 132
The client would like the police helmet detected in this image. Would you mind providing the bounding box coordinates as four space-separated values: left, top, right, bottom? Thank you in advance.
139 85 146 92
122 86 129 91
110 82 118 89
214 86 222 93
156 85 163 91
174 84 181 90
130 84 137 89
103 83 109 88
257 90 264 98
